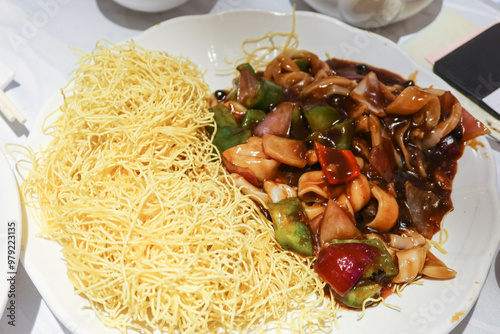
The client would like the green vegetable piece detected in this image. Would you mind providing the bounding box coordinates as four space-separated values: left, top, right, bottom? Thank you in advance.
209 104 251 153
212 127 251 153
330 238 398 280
268 198 314 256
306 119 355 150
254 79 285 111
336 283 382 309
293 58 311 72
290 105 310 139
209 104 238 130
241 109 266 130
235 63 284 111
303 106 341 132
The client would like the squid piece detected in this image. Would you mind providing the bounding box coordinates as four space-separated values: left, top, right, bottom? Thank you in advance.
318 199 362 247
297 170 344 203
392 246 427 283
282 50 331 74
262 134 308 168
386 87 462 150
300 76 356 99
366 114 400 180
308 211 324 236
346 174 371 212
350 72 396 117
421 251 457 279
263 180 297 203
265 50 330 77
263 50 331 88
305 149 318 165
303 202 326 221
394 119 427 177
386 86 437 116
222 137 280 186
224 100 248 122
335 193 355 218
265 55 313 89
421 92 462 150
230 173 271 206
365 184 399 232
368 113 382 147
388 233 427 250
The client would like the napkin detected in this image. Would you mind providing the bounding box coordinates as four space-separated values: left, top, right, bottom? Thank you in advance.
400 10 499 139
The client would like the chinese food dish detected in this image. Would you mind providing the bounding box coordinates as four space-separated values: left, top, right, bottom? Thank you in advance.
210 49 490 309
19 42 338 333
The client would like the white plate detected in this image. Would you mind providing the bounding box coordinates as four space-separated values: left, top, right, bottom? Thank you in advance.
0 149 22 315
20 9 500 334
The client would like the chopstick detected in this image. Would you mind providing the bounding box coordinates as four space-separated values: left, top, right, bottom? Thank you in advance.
0 88 26 124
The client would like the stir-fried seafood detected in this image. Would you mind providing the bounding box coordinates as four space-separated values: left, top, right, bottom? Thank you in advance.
208 50 489 308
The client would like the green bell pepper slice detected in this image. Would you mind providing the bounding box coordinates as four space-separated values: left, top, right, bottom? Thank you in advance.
290 105 311 139
235 63 284 112
209 103 238 129
293 58 311 72
306 119 355 150
209 104 251 153
241 109 266 131
336 282 382 309
212 127 251 153
268 197 314 257
303 106 341 132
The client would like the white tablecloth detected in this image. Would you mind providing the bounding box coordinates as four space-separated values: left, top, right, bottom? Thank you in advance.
0 0 499 333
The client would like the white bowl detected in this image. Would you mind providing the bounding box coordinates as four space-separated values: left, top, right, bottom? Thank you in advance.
112 0 189 13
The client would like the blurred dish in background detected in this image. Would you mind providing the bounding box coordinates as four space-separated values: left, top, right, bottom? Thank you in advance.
304 0 433 28
112 0 189 12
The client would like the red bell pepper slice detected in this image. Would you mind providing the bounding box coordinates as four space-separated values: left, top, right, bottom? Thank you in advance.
314 141 360 185
314 242 378 296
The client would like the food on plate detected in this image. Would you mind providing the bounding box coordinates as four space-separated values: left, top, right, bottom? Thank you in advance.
209 49 490 309
19 42 339 333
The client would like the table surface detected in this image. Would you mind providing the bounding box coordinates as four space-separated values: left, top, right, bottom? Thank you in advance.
0 0 499 333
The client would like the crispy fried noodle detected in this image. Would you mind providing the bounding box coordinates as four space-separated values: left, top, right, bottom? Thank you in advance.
17 41 339 333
